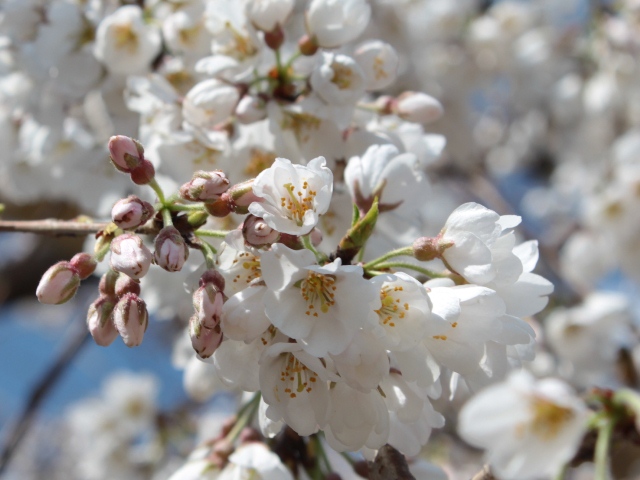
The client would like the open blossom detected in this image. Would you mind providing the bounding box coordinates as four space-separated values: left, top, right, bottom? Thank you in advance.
94 5 162 76
183 79 240 130
219 442 294 480
249 157 333 236
305 0 371 48
310 53 367 107
459 370 589 480
246 0 295 32
354 40 399 91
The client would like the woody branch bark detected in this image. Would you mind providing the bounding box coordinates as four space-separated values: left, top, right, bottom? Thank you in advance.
0 219 159 236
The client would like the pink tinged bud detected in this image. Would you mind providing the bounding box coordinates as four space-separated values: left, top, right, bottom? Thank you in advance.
193 284 224 329
87 296 118 346
189 315 223 358
179 170 230 202
114 275 141 297
242 215 280 246
129 159 156 185
309 227 323 247
204 196 234 217
36 261 81 305
108 135 144 173
70 253 97 280
111 195 155 229
199 269 225 291
99 269 119 296
393 92 443 125
235 95 267 124
229 179 261 213
110 234 153 280
298 34 319 56
153 226 189 272
113 293 148 347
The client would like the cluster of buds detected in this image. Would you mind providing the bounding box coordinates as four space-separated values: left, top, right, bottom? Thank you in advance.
189 270 225 358
36 253 97 304
88 269 148 347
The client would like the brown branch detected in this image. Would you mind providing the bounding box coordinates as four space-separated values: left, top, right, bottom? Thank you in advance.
0 219 159 237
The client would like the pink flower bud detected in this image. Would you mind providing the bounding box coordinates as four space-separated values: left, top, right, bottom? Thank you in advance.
87 295 118 346
392 92 443 125
111 195 155 229
204 196 234 217
110 234 153 279
99 270 119 296
235 95 267 124
129 159 156 185
189 315 223 358
153 226 189 272
193 283 224 329
114 275 141 297
70 252 97 280
242 215 280 246
199 269 225 291
36 261 81 304
412 236 439 262
108 135 144 173
113 293 149 347
179 170 230 202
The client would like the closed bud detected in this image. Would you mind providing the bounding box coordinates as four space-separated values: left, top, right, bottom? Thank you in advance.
110 234 153 279
298 34 318 56
263 24 285 50
189 315 223 358
36 261 81 304
111 195 155 229
129 159 156 185
242 214 280 246
154 226 189 272
187 210 209 229
179 170 230 202
199 269 226 291
228 180 261 214
113 293 148 347
392 92 443 125
412 236 439 262
70 253 97 280
99 269 119 296
193 283 224 329
87 295 118 346
108 135 144 173
235 95 267 124
114 275 141 297
204 195 234 217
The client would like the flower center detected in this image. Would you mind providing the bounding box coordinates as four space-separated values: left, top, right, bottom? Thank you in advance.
529 396 575 439
280 181 317 226
375 285 408 328
300 271 336 316
113 23 138 52
278 354 318 399
331 62 354 90
228 252 261 286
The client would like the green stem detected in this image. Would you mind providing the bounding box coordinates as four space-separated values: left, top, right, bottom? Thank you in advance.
613 389 640 415
148 178 166 205
284 50 302 71
166 203 205 212
367 261 448 278
594 417 615 480
224 392 261 444
274 48 284 76
340 451 356 467
195 229 230 239
200 239 218 260
554 463 567 480
302 234 326 263
363 246 414 270
161 208 173 227
93 239 112 262
313 435 332 473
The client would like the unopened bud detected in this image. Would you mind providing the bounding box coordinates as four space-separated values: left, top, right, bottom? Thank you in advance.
110 234 153 280
99 269 119 296
189 315 223 358
204 195 234 217
193 283 224 329
180 170 230 202
392 92 443 125
263 24 285 50
70 253 97 280
228 180 261 214
154 226 189 272
113 293 149 347
412 236 439 262
129 159 156 185
114 275 141 297
187 210 209 229
199 269 226 291
242 215 280 246
108 135 144 173
36 261 81 304
374 95 394 115
111 195 155 229
235 95 267 124
298 34 318 56
87 295 118 346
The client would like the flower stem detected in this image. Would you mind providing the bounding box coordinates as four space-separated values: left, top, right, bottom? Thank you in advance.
93 239 113 262
161 207 173 227
302 234 326 263
365 261 447 279
363 246 413 270
225 392 261 444
148 178 166 205
195 229 230 238
165 203 205 212
594 416 615 480
313 435 332 473
284 50 302 71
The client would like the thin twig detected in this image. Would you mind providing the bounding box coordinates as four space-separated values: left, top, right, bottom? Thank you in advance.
0 219 159 237
0 319 91 474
